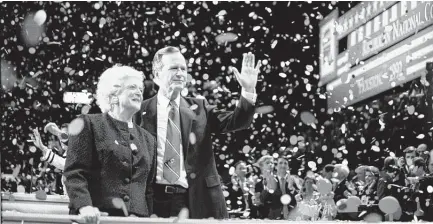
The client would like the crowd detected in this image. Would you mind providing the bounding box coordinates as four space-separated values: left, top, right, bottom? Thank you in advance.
2 1 433 222
223 146 433 221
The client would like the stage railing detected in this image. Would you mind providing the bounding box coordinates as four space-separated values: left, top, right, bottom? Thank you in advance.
1 211 391 224
2 192 69 214
1 192 390 223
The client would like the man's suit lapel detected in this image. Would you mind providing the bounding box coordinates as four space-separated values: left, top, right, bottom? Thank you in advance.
179 97 197 160
141 96 157 137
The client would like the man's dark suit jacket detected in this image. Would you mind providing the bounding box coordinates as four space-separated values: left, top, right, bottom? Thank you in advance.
135 95 255 219
418 175 433 221
225 180 252 212
64 113 156 217
334 179 349 202
261 176 298 219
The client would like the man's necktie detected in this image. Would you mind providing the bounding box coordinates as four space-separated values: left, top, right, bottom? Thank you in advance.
280 177 289 219
163 101 181 184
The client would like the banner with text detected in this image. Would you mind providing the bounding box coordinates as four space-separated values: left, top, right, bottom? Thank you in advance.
328 25 433 109
347 2 433 66
336 1 397 39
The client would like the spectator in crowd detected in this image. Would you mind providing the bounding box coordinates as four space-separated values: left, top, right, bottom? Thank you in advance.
225 161 253 216
401 146 417 176
292 175 320 220
333 164 350 202
417 144 429 162
362 166 379 202
321 164 335 184
64 65 156 223
134 46 260 219
411 157 427 178
377 157 401 200
418 156 433 221
32 123 68 194
376 156 407 221
333 164 353 220
428 152 433 174
252 155 276 219
266 157 298 219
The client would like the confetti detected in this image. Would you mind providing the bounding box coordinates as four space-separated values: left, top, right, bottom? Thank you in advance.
371 145 380 152
300 111 316 125
189 132 197 145
255 105 274 114
29 146 37 153
280 194 292 205
290 135 298 145
416 134 425 139
242 145 251 154
81 105 91 114
68 118 85 136
215 32 238 45
34 10 47 26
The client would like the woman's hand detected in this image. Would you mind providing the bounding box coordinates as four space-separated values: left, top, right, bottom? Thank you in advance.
79 206 102 224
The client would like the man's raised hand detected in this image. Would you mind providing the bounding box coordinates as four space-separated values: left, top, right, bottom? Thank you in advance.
231 52 261 93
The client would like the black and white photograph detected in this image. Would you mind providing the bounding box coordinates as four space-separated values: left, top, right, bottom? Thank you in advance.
1 1 433 223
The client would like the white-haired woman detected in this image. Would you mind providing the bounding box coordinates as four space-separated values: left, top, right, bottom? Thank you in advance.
64 65 156 223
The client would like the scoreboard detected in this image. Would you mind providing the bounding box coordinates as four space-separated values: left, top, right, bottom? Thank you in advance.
320 1 433 109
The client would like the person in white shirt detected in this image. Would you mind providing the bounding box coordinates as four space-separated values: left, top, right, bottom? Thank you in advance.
33 123 68 170
32 122 69 194
135 46 260 219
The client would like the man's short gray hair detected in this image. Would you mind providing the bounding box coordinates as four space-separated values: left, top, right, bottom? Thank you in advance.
96 65 144 113
152 46 181 78
334 164 350 179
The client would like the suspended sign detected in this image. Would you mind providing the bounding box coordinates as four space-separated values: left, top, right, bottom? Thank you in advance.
318 10 338 86
327 26 433 109
346 1 433 67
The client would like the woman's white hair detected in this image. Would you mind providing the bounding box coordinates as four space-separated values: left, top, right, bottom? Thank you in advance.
96 65 144 113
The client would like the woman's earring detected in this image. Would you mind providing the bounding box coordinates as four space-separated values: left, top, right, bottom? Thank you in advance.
112 97 119 104
110 97 119 111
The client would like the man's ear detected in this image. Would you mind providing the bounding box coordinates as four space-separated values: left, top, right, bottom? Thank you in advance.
152 73 161 86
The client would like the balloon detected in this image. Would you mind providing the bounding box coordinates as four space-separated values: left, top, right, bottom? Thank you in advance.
393 204 402 220
22 14 44 46
379 196 399 214
17 185 25 193
300 111 316 125
68 118 85 136
363 212 383 222
336 199 348 213
35 189 47 200
346 196 362 212
34 10 47 26
317 178 332 195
